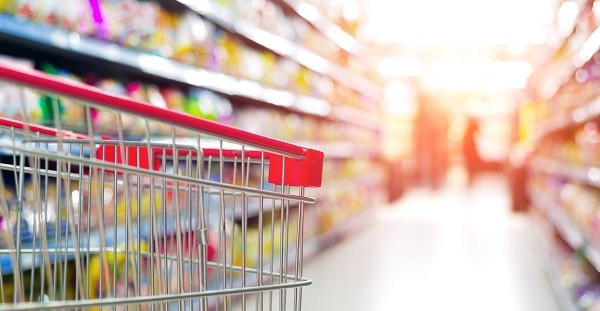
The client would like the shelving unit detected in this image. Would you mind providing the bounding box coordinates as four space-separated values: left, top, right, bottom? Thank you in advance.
529 187 600 272
519 1 600 309
530 157 600 188
170 0 380 98
529 201 580 311
272 0 361 57
0 14 375 123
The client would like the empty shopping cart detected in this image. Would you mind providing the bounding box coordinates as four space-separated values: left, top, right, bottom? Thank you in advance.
0 62 323 310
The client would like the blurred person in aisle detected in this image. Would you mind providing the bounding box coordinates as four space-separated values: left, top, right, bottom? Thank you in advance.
462 116 481 186
414 94 448 189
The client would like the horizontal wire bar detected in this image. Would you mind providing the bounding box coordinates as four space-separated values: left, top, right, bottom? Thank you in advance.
0 144 315 204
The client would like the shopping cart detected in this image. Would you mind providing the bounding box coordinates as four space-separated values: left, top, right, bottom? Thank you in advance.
0 62 323 310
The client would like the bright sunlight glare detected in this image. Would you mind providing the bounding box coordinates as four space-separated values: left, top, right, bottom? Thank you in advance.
363 0 554 45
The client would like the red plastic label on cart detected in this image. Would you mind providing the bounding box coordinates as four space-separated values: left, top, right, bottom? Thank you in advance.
268 149 324 187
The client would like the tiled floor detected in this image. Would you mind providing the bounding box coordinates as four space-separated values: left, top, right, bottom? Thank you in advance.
300 173 559 311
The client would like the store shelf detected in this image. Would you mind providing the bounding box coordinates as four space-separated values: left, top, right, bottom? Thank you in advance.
529 213 579 311
173 0 381 99
0 14 385 131
330 106 381 131
303 205 374 259
535 96 600 141
0 15 362 118
530 156 600 188
530 187 600 273
273 0 359 57
538 0 592 100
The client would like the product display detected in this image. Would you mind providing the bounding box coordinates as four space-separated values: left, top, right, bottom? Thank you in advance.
522 1 600 308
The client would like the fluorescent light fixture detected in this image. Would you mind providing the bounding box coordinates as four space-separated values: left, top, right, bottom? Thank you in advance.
137 55 180 79
263 88 295 107
324 26 358 53
343 4 360 21
363 0 551 45
378 58 423 77
295 96 331 116
294 48 332 75
428 59 532 91
235 23 294 57
236 80 264 99
296 2 319 22
558 1 580 36
574 27 600 67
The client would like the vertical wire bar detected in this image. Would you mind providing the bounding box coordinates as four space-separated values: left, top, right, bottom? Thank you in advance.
59 147 70 300
75 143 85 301
52 137 61 302
195 135 208 311
0 130 9 303
144 120 158 311
98 166 106 300
116 114 135 311
294 187 306 311
207 156 215 308
13 149 26 303
161 148 169 310
40 152 54 302
0 169 8 303
52 96 67 303
186 153 193 305
0 128 18 301
38 141 47 301
240 148 247 311
51 96 86 303
256 151 266 311
217 141 227 311
278 160 286 311
136 147 142 299
268 186 275 311
13 88 29 303
117 115 130 306
171 129 185 311
86 105 112 301
284 186 291 277
229 157 237 295
29 141 39 302
112 143 118 307
84 145 93 302
0 155 18 297
32 142 43 302
225 159 233 310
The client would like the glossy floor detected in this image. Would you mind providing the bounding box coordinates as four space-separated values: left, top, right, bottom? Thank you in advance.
301 173 559 311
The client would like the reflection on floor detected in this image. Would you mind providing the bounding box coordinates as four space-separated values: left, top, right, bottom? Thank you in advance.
301 173 559 311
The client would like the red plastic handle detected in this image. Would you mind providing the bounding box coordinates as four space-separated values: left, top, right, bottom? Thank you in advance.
96 144 323 187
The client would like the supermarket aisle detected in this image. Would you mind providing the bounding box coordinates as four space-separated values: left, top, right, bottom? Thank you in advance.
301 173 559 311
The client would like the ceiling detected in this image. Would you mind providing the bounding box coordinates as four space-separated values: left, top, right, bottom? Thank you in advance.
357 0 563 116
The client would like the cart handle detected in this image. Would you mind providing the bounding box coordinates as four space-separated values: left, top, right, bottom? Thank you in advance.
95 144 323 187
0 63 323 187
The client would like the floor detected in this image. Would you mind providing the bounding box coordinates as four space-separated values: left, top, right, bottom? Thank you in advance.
300 172 560 311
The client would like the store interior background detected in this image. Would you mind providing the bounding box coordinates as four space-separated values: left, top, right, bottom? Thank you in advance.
1 0 599 309
366 0 550 199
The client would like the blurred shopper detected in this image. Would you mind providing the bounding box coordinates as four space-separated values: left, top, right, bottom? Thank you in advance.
462 116 480 186
414 95 448 189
